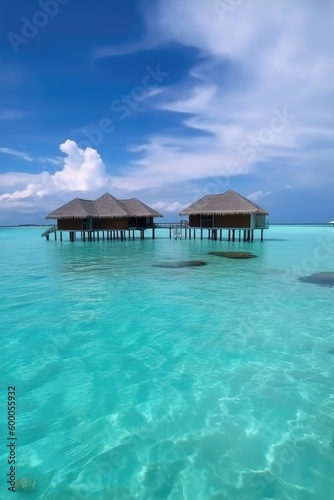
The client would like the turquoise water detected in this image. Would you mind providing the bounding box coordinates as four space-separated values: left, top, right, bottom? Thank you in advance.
1 225 334 499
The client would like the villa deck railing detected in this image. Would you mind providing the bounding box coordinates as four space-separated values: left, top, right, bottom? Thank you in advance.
154 221 188 229
41 226 56 237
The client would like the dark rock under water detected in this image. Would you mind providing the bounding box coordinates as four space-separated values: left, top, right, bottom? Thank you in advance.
299 272 334 287
153 260 207 268
208 251 257 259
15 477 36 491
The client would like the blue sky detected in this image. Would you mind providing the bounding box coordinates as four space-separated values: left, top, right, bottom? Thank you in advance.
1 0 334 224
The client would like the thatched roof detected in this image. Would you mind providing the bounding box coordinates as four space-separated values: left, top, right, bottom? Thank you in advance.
179 190 269 216
94 193 129 218
46 198 98 219
46 193 163 219
120 198 163 218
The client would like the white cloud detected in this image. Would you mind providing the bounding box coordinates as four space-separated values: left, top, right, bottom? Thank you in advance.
152 201 186 213
0 172 38 188
247 190 272 202
158 85 217 114
0 140 113 202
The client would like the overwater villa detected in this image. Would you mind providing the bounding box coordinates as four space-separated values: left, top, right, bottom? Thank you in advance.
42 189 269 242
180 190 269 241
43 193 163 241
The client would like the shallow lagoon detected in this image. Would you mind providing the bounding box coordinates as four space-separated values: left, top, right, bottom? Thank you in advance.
0 225 334 499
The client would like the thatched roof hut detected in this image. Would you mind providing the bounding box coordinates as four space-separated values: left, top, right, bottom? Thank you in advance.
46 193 162 234
180 190 269 239
46 193 162 220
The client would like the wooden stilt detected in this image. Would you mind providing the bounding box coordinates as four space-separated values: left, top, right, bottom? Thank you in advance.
261 229 264 242
60 232 63 242
201 229 203 240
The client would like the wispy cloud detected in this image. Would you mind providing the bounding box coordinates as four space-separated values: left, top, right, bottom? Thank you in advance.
152 201 186 213
108 0 334 198
0 147 33 162
248 190 272 203
0 110 24 120
92 39 159 60
0 147 63 168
